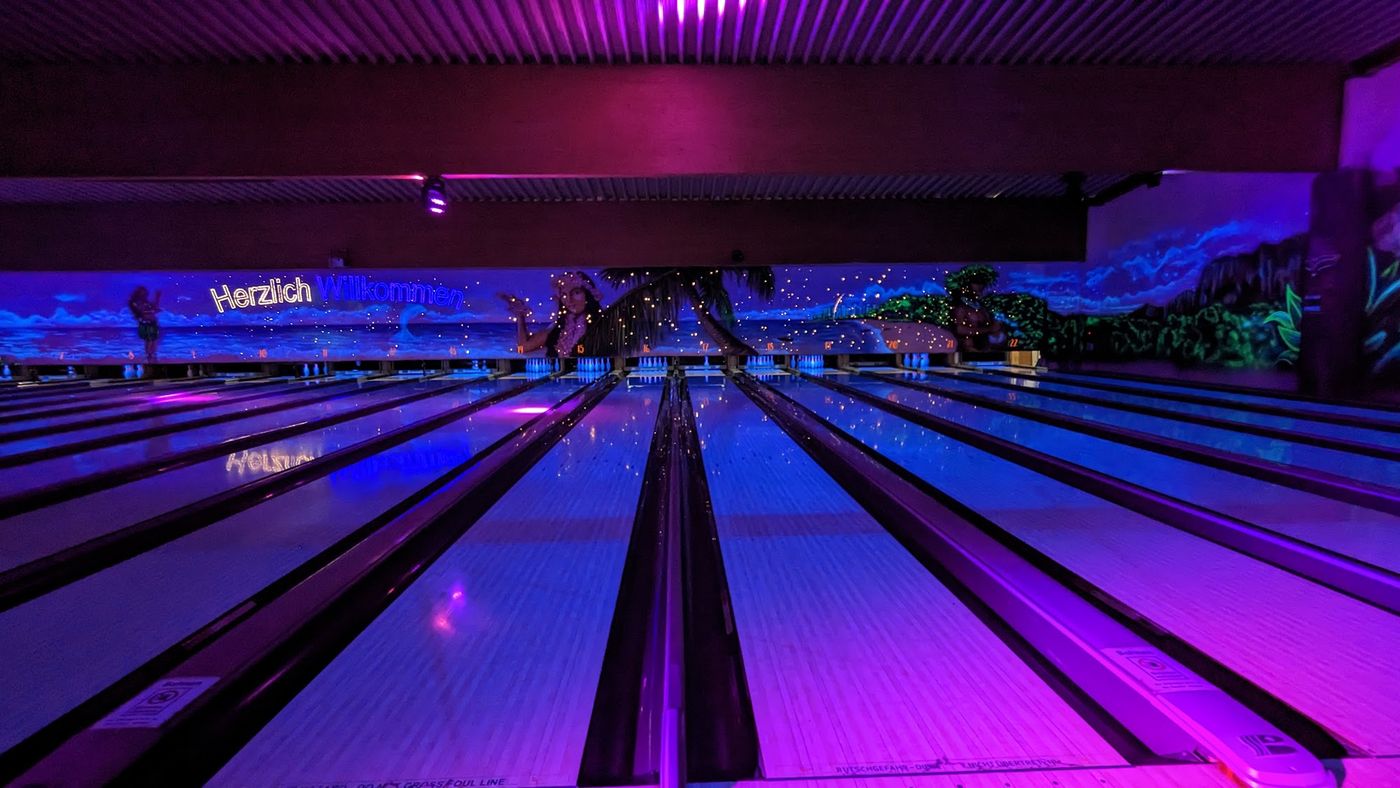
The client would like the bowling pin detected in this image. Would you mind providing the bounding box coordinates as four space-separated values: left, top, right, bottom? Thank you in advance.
1 363 10 380
302 363 310 377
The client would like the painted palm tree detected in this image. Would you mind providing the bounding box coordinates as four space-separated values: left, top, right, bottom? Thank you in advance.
594 266 776 356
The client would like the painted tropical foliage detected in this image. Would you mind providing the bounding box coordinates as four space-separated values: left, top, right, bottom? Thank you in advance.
865 241 1307 369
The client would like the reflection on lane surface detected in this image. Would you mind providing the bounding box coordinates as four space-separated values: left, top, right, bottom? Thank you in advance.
0 380 522 572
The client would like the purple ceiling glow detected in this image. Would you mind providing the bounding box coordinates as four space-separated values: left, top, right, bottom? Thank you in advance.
0 1 1394 65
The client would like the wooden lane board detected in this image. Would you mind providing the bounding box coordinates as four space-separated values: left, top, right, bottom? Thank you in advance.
208 384 660 787
689 381 1125 780
786 380 1400 756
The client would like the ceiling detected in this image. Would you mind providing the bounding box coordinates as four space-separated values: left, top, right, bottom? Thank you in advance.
0 174 1130 205
0 0 1395 66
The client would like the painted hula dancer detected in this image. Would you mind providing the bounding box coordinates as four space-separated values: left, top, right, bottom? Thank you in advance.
501 271 607 358
128 285 162 369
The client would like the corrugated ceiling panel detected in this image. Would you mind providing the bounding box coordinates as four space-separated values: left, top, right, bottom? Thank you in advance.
0 1 1394 65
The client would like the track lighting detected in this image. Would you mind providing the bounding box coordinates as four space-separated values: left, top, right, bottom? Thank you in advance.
421 176 447 216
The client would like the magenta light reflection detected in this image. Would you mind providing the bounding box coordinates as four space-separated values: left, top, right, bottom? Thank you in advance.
147 392 219 404
512 406 550 414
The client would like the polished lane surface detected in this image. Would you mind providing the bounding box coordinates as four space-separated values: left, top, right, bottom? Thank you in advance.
989 366 1400 426
0 380 581 754
841 374 1400 573
689 378 1124 778
891 372 1400 490
0 376 517 572
209 380 657 787
0 377 380 458
935 368 1396 447
783 376 1400 755
0 377 434 497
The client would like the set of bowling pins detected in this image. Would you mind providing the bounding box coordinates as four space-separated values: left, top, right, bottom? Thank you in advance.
300 363 325 377
748 355 776 370
576 357 609 374
525 358 560 374
637 356 669 372
900 353 931 369
122 364 145 379
793 354 824 370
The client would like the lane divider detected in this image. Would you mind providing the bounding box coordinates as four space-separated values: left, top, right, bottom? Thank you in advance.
580 371 687 787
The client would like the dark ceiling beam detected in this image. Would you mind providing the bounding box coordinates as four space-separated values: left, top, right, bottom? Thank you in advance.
1350 35 1400 76
1086 172 1164 206
0 199 1085 270
0 64 1342 178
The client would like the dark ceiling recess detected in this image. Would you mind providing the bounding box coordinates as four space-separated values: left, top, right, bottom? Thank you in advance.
0 174 1137 206
0 0 1396 66
1351 34 1400 75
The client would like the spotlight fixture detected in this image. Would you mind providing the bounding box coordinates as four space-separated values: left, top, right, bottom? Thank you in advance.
421 176 448 216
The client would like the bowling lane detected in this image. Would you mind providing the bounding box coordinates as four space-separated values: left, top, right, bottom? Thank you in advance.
994 367 1400 427
209 380 658 787
0 377 517 571
935 368 1396 448
690 378 1125 778
891 372 1400 490
0 379 582 755
0 378 228 418
0 379 281 436
0 378 431 498
782 376 1400 755
0 377 379 458
840 375 1400 573
0 380 100 401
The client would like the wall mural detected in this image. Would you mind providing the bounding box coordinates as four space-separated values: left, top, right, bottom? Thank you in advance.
0 173 1348 374
1365 179 1400 382
0 265 985 364
868 174 1317 369
1344 61 1400 384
